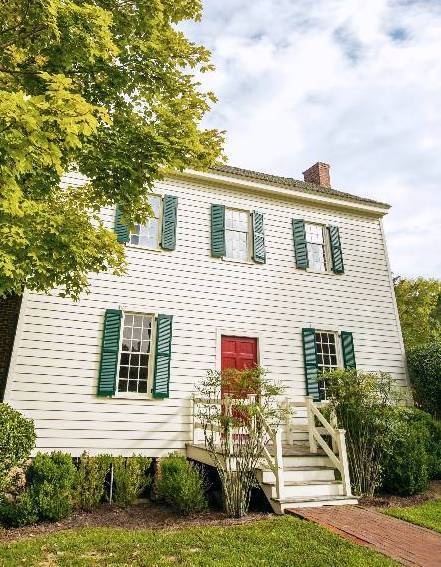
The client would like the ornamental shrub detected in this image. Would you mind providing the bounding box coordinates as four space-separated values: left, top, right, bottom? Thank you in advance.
112 456 152 507
324 370 403 496
0 490 38 527
156 453 208 516
27 452 76 521
0 404 35 495
382 414 429 496
74 453 111 511
407 341 441 419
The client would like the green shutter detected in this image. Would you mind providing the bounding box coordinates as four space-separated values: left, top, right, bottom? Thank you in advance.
252 211 266 264
161 195 178 250
302 328 320 401
114 206 129 244
152 314 173 398
328 225 344 274
341 331 356 369
97 309 122 397
211 204 226 258
292 219 309 269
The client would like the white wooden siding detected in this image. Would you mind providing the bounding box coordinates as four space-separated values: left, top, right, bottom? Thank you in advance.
4 173 406 456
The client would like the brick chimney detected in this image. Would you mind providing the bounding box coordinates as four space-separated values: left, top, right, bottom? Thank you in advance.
302 162 331 188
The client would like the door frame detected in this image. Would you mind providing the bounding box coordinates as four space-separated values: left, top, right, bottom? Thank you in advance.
215 328 265 371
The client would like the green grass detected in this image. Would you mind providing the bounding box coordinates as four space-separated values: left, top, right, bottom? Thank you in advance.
0 516 398 566
384 499 441 533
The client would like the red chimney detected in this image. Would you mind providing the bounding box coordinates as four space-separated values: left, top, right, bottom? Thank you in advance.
302 162 331 188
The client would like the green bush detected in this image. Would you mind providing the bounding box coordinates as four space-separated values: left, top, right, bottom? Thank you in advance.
156 453 208 515
0 490 38 528
407 342 441 419
400 408 441 480
74 453 111 511
27 452 76 521
0 404 35 495
382 415 429 496
112 456 152 507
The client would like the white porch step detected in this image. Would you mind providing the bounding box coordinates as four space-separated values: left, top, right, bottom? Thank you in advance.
263 480 344 499
282 454 333 468
259 466 336 484
276 496 359 513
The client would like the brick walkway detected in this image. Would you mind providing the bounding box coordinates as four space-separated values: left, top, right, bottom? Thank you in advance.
287 505 441 567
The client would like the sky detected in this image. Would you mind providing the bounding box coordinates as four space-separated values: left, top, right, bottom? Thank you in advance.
182 0 441 278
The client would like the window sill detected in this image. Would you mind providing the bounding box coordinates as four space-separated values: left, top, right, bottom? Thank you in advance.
221 256 254 265
126 244 163 253
113 393 155 400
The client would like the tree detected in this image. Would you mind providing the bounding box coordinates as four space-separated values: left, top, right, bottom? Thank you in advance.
394 277 441 350
0 1 224 300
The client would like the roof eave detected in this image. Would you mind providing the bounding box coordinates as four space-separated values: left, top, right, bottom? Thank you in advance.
173 169 391 217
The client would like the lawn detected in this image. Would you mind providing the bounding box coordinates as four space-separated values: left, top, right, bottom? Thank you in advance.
384 499 441 533
0 516 397 567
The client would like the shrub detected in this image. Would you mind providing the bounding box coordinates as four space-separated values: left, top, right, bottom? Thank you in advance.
74 453 111 511
382 414 429 496
0 490 38 527
324 369 403 496
156 453 208 515
27 452 76 521
0 404 35 495
112 456 152 507
407 342 441 419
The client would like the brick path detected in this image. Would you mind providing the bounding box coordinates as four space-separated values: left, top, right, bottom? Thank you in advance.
287 505 441 567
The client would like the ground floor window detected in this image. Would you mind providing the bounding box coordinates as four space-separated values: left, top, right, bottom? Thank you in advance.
118 313 154 394
315 330 339 399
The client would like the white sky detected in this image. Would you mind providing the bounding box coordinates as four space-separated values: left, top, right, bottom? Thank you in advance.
183 0 441 278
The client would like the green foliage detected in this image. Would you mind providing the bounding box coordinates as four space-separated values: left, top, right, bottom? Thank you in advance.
27 452 77 521
394 277 441 350
407 341 441 419
112 456 152 507
0 517 399 566
0 1 224 299
324 369 403 496
0 404 35 495
74 453 111 511
382 416 429 496
156 453 208 515
0 490 38 528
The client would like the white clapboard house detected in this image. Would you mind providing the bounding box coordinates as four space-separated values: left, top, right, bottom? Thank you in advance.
0 162 407 512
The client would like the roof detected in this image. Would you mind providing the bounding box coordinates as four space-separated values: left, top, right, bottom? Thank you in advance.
208 164 390 209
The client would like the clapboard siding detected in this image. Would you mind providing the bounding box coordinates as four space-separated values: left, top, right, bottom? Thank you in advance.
4 173 406 456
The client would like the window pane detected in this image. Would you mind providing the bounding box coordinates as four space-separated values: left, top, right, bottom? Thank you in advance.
129 195 161 248
118 314 153 394
307 243 326 272
149 195 161 217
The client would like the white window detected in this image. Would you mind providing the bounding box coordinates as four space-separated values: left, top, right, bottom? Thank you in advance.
225 208 250 262
315 330 340 399
305 223 328 272
118 313 154 394
129 195 162 249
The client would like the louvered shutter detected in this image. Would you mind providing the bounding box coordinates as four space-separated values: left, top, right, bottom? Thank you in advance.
97 309 122 397
114 206 130 244
292 219 309 269
252 211 266 264
152 314 173 398
302 328 320 401
161 195 178 250
211 204 226 258
328 226 344 274
341 331 356 369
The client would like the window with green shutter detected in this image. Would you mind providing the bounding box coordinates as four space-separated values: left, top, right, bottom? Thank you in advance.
252 211 266 264
328 225 344 274
211 204 226 257
97 309 122 397
153 314 173 398
301 328 320 401
292 219 309 269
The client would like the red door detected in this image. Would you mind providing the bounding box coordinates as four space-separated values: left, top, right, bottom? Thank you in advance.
221 336 258 371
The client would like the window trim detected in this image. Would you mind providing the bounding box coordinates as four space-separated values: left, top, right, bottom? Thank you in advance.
114 310 158 399
222 206 252 264
126 194 163 252
315 329 343 400
304 221 332 274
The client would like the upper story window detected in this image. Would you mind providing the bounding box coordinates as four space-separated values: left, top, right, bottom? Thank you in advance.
225 208 250 262
130 195 162 249
305 223 328 272
118 313 154 394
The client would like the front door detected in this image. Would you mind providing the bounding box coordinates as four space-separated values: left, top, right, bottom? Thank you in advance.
221 336 258 371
